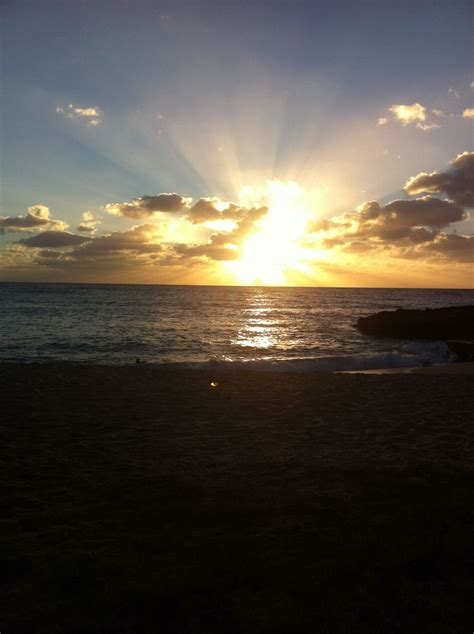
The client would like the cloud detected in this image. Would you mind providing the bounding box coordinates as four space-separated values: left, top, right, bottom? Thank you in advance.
0 205 68 233
462 108 474 119
3 156 471 282
70 224 162 257
184 197 267 226
19 231 92 248
307 218 335 233
173 205 268 262
424 233 474 262
404 152 474 208
395 233 474 263
416 122 440 131
388 103 426 125
339 197 466 244
104 193 267 226
21 225 165 276
186 198 234 224
379 102 441 131
38 250 63 259
340 241 376 253
28 205 50 219
105 193 191 219
419 233 474 261
77 211 101 233
313 152 473 265
173 241 240 262
56 103 102 126
11 201 268 273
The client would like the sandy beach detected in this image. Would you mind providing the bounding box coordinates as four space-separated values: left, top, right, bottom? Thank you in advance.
2 363 474 633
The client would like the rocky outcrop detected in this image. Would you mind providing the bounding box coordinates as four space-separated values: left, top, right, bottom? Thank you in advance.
355 305 474 341
446 340 474 362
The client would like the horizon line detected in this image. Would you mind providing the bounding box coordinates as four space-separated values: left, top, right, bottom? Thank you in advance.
1 280 473 291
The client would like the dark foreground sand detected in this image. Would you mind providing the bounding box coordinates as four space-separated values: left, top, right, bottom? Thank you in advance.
2 363 474 633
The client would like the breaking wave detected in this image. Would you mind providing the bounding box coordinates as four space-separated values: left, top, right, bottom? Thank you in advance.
174 341 456 372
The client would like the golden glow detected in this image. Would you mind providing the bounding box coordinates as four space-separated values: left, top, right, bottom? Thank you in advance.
204 219 236 232
233 180 314 284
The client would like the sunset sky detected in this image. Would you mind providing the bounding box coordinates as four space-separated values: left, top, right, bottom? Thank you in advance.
1 0 473 287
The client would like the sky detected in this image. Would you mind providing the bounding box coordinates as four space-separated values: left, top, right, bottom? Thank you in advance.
1 0 473 287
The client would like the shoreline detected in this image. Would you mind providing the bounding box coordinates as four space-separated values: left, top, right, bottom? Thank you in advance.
339 361 474 374
1 359 474 374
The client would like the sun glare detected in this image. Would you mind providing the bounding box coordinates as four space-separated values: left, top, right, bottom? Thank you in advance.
233 180 313 285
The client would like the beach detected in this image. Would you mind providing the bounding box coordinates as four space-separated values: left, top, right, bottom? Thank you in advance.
2 362 474 632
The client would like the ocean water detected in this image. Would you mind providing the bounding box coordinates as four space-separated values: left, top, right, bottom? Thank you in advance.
1 283 473 371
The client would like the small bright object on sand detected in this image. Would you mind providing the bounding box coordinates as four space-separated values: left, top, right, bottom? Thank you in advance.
210 382 218 388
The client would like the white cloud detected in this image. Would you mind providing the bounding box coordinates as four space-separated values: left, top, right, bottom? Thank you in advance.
379 102 443 131
77 211 101 234
56 103 103 126
388 103 426 125
416 122 440 131
29 204 51 219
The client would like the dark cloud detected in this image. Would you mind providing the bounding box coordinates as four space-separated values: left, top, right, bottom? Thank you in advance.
419 233 474 261
404 227 438 244
105 193 191 219
404 152 474 208
342 197 466 243
340 241 376 253
77 211 100 234
186 198 242 224
307 218 335 233
173 205 268 262
0 205 66 233
19 231 92 248
0 214 49 232
174 242 239 261
72 225 162 258
321 237 344 249
3 161 471 281
105 191 268 227
320 153 471 262
173 230 239 263
213 205 268 246
77 223 96 233
28 225 164 274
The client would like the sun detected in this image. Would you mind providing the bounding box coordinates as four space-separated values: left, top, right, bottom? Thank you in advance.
233 180 313 285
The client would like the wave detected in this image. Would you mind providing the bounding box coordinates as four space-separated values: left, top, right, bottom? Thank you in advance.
1 339 457 371
169 341 456 373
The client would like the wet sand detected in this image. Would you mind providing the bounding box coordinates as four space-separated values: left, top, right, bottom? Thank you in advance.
2 363 474 633
341 361 474 374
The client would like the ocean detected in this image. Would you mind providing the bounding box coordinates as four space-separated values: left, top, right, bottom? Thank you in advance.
1 282 473 370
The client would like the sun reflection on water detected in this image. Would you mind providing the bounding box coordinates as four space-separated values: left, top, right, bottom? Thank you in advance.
232 292 282 351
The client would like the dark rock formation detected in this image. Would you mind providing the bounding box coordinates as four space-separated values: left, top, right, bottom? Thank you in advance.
447 340 474 362
355 305 474 341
